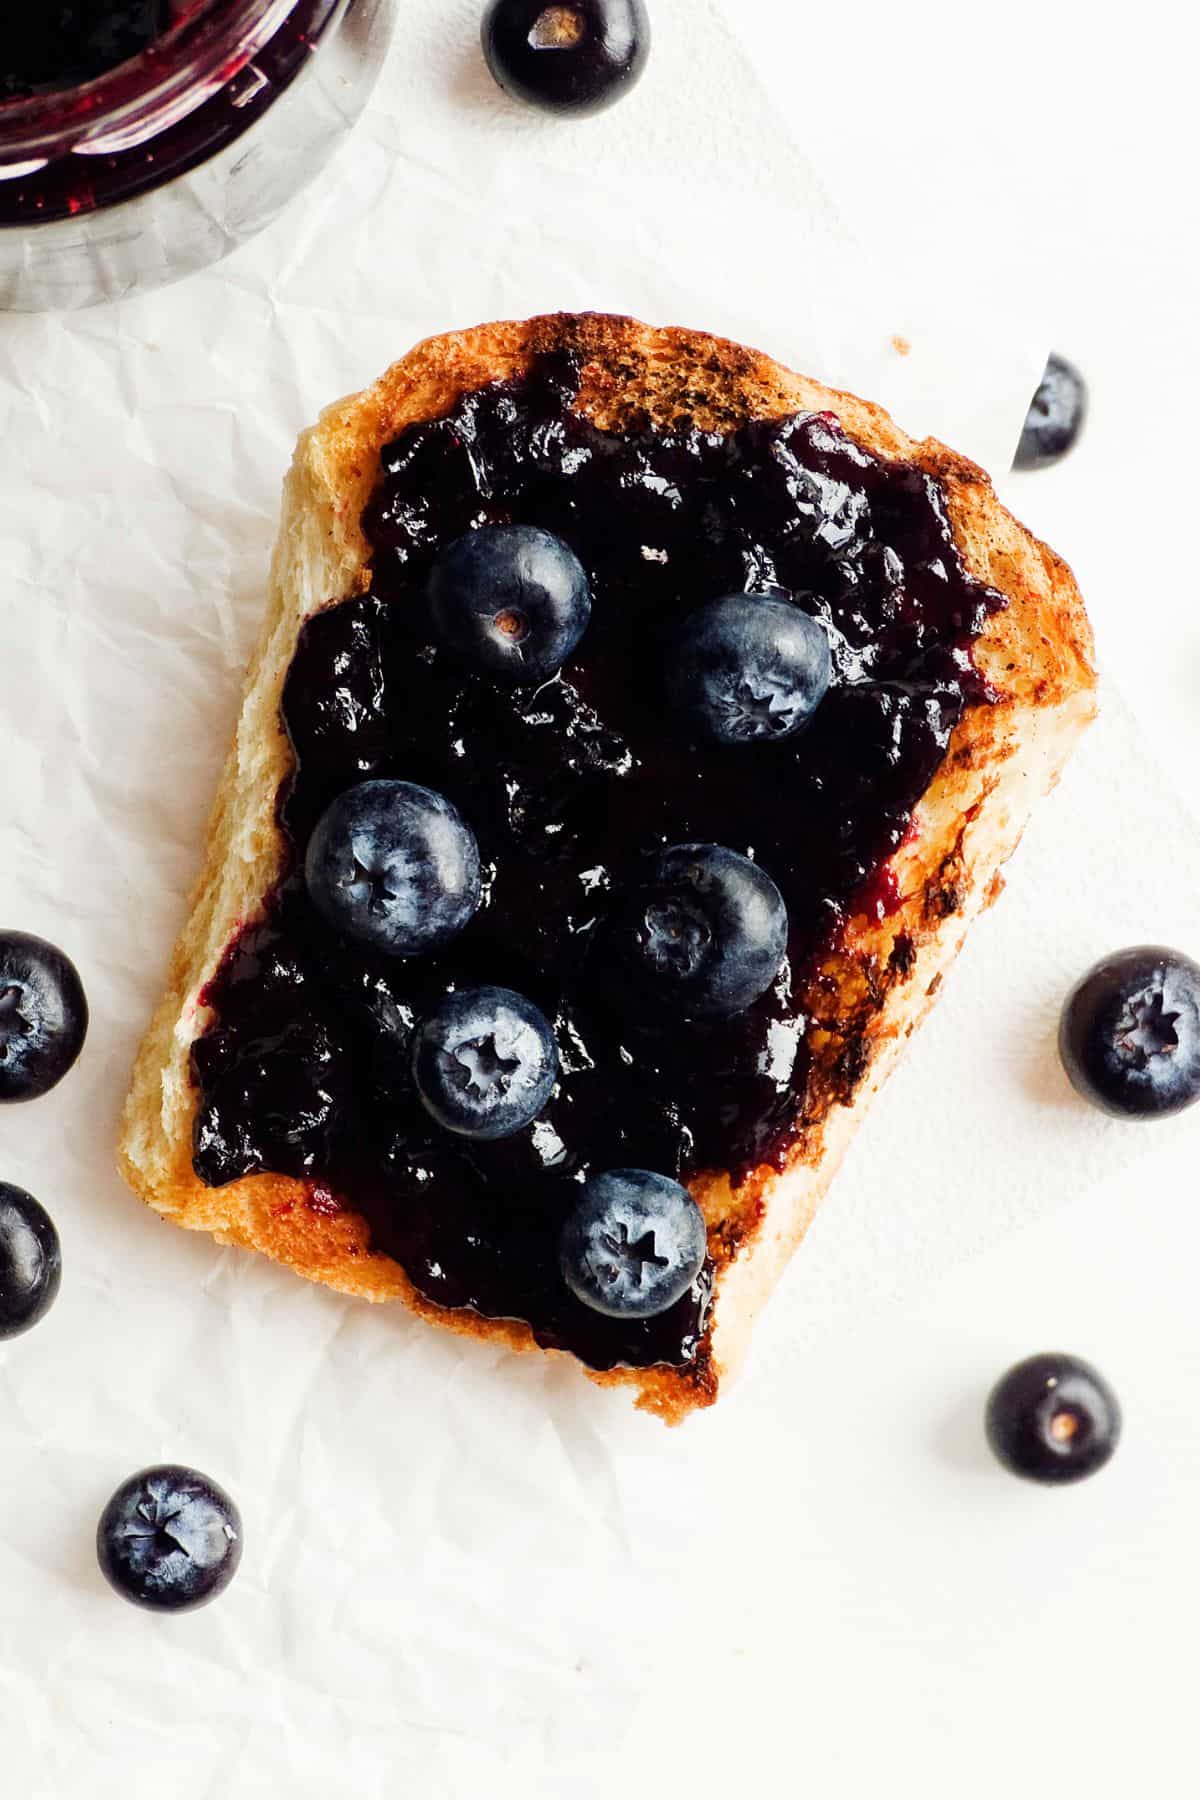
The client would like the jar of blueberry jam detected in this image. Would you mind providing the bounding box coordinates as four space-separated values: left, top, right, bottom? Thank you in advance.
0 0 396 311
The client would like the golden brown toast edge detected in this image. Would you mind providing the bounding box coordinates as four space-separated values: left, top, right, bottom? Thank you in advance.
118 313 1098 1423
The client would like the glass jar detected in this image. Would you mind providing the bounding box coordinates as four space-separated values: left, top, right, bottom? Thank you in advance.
0 0 396 312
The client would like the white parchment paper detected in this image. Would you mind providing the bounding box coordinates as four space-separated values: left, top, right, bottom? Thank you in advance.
0 2 1190 1793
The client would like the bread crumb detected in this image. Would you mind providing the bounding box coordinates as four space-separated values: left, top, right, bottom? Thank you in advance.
891 335 912 357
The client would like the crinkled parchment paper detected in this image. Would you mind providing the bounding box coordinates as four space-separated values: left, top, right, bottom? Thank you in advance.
0 2 1188 1794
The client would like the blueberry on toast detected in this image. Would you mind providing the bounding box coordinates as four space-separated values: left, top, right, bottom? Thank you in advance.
120 314 1097 1422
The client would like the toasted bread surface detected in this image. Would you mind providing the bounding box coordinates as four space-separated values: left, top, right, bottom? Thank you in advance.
119 314 1096 1422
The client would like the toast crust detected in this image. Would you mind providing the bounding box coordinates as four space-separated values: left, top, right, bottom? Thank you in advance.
119 313 1097 1422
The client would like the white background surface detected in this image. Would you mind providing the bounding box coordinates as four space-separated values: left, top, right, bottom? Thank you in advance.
727 2 1200 1794
1 2 1197 1795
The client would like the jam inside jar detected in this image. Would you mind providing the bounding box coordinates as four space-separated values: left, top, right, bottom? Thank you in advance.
0 0 396 311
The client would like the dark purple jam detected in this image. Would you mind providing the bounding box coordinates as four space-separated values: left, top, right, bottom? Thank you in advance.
0 0 344 228
2 4 173 100
192 349 1002 1372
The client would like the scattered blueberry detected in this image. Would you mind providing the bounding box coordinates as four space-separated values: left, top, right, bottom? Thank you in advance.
429 524 591 684
481 0 650 117
0 931 89 1104
0 1183 62 1341
97 1464 243 1612
559 1168 707 1318
667 593 832 746
413 985 559 1140
1013 353 1088 471
304 780 482 958
985 1353 1121 1485
610 843 788 1018
1059 945 1200 1119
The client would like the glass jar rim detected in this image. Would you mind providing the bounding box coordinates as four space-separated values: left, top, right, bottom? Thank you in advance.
0 0 300 163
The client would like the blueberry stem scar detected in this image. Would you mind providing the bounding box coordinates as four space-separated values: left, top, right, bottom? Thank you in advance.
0 986 33 1057
598 1222 668 1288
529 7 586 50
1116 988 1179 1067
134 1500 192 1557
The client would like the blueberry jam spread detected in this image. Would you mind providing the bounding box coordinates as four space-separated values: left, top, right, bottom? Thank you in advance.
192 349 1003 1372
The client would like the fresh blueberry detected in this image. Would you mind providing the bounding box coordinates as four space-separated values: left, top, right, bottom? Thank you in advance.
667 593 832 746
0 931 89 1103
481 0 650 117
985 1353 1121 1485
429 525 591 684
1013 353 1088 471
413 986 559 1140
97 1464 243 1612
0 1184 62 1340
1059 945 1200 1119
610 844 788 1018
304 781 482 958
560 1169 707 1319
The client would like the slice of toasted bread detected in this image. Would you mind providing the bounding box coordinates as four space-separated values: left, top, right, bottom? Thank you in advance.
118 313 1097 1423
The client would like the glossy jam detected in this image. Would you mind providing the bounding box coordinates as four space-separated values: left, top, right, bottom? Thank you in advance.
2 4 172 101
0 0 344 228
192 350 1002 1370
